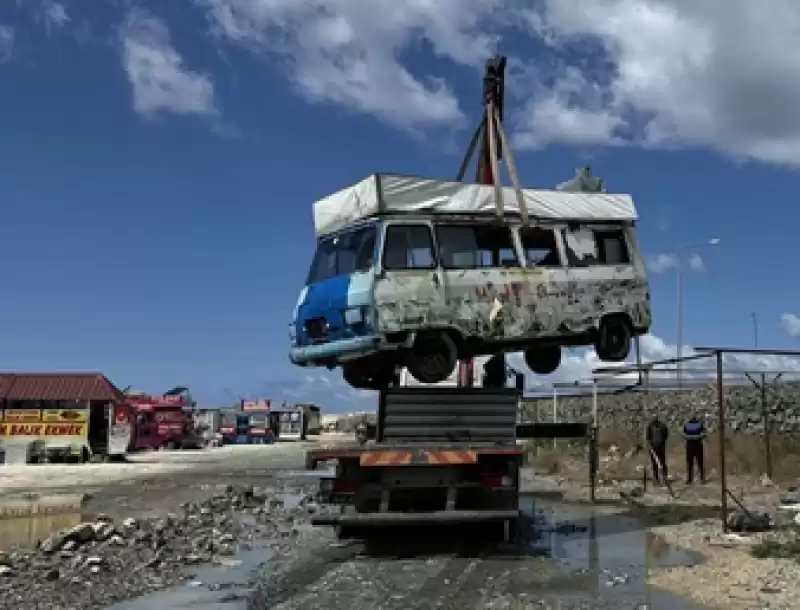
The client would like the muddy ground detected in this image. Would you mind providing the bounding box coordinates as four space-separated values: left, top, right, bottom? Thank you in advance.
0 441 796 609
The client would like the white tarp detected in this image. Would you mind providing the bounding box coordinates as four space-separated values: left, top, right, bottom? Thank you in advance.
313 173 638 236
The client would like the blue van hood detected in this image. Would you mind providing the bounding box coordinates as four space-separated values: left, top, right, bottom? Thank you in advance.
293 272 374 344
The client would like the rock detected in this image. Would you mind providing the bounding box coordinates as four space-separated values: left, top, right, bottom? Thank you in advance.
779 487 800 506
65 523 95 544
39 532 67 554
92 521 115 541
727 510 772 533
44 568 59 581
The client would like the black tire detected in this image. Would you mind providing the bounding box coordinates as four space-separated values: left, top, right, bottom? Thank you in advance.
342 358 395 390
595 315 632 361
523 345 562 375
405 332 458 384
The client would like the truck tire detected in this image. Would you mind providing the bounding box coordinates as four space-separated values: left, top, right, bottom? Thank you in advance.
523 345 561 375
342 358 395 390
595 315 632 362
405 332 458 384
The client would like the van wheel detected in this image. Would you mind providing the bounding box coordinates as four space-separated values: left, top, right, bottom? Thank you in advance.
342 358 395 390
405 332 458 384
595 315 632 361
523 346 561 375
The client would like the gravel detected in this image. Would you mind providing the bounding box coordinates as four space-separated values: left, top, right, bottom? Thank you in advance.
524 380 800 433
0 484 318 610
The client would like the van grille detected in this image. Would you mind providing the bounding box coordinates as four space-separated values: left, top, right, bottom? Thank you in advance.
305 317 328 341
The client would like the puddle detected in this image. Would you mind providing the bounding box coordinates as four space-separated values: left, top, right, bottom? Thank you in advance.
108 545 274 610
0 512 83 551
523 495 706 608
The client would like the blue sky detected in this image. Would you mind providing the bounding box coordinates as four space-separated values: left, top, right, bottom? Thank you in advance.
1 1 800 412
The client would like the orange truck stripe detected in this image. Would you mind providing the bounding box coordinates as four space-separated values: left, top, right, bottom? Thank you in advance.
360 450 479 466
360 451 413 466
426 450 477 464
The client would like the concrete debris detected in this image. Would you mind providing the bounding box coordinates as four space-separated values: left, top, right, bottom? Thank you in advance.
0 485 318 610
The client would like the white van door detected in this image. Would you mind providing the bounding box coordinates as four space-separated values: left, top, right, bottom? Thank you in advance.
374 223 447 332
516 225 568 337
433 222 529 340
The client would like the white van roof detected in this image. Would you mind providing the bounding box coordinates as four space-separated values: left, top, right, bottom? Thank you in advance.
313 173 638 237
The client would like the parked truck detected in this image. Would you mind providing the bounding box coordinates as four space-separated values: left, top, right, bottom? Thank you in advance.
306 358 529 539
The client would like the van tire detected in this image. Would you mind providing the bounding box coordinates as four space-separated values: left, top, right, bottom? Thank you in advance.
523 345 562 375
595 315 632 362
342 358 396 390
406 331 458 384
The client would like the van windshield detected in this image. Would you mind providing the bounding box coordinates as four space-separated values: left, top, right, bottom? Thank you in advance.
306 225 376 284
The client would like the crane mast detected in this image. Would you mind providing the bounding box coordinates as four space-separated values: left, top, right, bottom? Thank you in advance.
455 55 509 389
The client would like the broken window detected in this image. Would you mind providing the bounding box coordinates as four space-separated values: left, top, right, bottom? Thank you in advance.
383 224 436 270
435 224 518 269
595 229 630 264
561 228 598 267
561 226 631 267
519 227 561 266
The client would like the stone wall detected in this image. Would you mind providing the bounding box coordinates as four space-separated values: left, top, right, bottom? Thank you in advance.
522 380 800 434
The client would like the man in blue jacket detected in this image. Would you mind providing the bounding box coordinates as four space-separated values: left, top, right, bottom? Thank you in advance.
683 413 707 484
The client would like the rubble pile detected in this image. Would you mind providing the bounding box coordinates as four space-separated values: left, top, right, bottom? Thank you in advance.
0 485 317 610
524 381 800 434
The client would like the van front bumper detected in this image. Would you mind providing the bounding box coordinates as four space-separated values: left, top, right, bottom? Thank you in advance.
290 335 383 366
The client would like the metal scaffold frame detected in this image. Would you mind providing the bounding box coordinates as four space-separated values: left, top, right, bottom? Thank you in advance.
591 346 800 531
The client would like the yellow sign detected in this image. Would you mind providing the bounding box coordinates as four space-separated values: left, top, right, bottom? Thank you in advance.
2 410 42 423
41 409 87 423
0 423 87 437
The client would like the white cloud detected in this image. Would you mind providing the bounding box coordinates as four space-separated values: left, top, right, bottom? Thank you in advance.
515 1 800 166
191 1 800 165
0 25 14 63
120 8 217 118
194 0 506 130
646 253 677 274
782 313 800 338
646 252 708 274
688 253 707 273
41 1 69 30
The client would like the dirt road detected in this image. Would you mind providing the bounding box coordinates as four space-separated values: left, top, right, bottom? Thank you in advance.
0 441 709 609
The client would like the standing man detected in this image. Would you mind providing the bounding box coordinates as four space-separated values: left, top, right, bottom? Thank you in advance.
646 414 669 484
683 412 707 484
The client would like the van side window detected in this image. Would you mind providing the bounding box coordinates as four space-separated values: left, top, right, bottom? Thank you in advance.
561 228 598 267
519 227 561 266
561 227 631 266
383 225 436 270
595 229 630 264
436 224 518 268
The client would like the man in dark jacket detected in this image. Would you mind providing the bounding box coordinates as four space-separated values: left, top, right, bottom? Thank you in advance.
646 415 669 483
683 412 707 484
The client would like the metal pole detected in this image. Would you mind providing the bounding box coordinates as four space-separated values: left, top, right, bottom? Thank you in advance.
676 259 683 391
642 368 650 492
552 386 558 449
751 312 759 348
716 351 728 532
590 379 598 503
761 373 772 480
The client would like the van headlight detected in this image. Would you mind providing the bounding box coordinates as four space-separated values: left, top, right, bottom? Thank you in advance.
289 323 297 342
344 308 363 325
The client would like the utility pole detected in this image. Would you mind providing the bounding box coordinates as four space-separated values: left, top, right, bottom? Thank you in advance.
675 238 720 390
